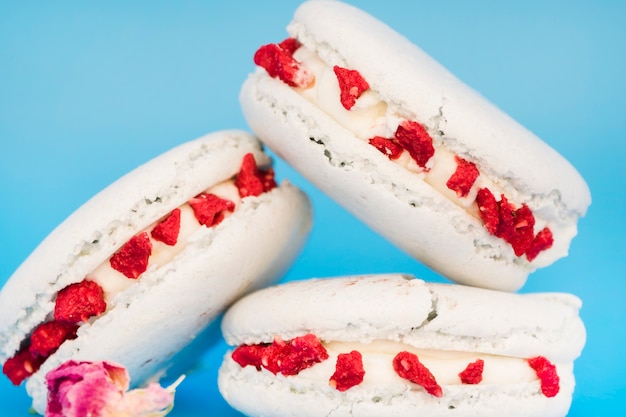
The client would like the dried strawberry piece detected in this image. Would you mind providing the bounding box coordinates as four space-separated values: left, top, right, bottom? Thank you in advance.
253 38 314 88
459 359 484 384
188 193 235 227
394 121 435 169
279 334 329 376
54 279 107 325
2 348 45 385
526 227 554 261
235 153 277 198
476 188 500 235
232 343 270 371
393 351 442 397
446 156 480 198
527 356 560 397
29 321 78 358
369 136 404 160
495 196 535 256
109 232 152 279
333 66 370 110
150 208 181 246
329 350 365 392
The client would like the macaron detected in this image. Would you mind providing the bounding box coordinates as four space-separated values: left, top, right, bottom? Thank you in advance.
239 0 591 291
0 130 312 414
218 274 586 417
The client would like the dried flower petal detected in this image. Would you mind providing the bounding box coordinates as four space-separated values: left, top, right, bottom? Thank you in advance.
393 351 442 397
150 209 181 246
446 156 479 197
333 66 370 110
458 359 484 384
54 279 107 325
109 232 152 279
45 360 180 417
254 38 314 88
527 356 560 397
329 350 365 392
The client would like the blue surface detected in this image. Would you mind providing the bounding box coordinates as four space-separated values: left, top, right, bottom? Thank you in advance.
1 1 624 415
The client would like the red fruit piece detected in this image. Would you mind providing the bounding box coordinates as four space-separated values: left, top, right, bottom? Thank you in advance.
231 334 329 376
476 188 500 234
188 193 235 227
495 196 535 257
29 321 79 358
394 121 435 169
150 208 181 246
446 156 480 198
235 153 277 198
527 356 560 397
526 227 554 261
109 232 152 279
280 334 329 376
2 348 45 385
368 136 403 160
254 38 314 88
54 279 107 325
393 351 442 397
231 343 270 371
333 66 370 110
329 350 365 392
459 359 484 384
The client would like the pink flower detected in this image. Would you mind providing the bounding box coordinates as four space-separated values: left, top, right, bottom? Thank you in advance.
45 360 181 417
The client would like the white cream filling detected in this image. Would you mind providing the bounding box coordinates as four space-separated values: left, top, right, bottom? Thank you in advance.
292 46 552 250
90 179 242 303
296 340 539 387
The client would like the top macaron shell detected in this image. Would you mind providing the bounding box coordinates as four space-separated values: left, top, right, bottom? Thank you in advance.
240 0 591 291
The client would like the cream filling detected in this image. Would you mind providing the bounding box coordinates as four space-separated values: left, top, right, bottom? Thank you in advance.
291 46 552 248
297 340 539 387
90 179 242 303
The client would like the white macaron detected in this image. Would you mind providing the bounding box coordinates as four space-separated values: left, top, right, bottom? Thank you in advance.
240 0 591 291
218 274 585 417
0 130 312 414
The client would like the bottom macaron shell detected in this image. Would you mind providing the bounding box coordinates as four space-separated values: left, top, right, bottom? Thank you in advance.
218 356 575 417
25 182 312 414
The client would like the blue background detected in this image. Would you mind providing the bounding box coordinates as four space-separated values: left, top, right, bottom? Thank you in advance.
1 1 624 415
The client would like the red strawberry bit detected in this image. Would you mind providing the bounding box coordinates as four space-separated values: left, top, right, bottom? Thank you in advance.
254 38 314 88
393 351 442 397
476 188 500 234
527 356 560 397
54 279 107 325
495 196 535 257
458 359 484 385
280 334 329 376
231 334 329 376
333 66 370 110
394 121 435 169
28 321 78 358
150 208 181 246
446 156 480 198
232 343 271 371
188 193 235 227
109 232 152 279
2 348 45 385
329 350 365 392
369 136 403 160
526 227 554 261
235 153 277 198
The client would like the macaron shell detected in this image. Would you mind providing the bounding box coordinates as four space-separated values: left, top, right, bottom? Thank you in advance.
221 275 585 363
26 180 312 414
218 353 575 417
0 130 270 362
